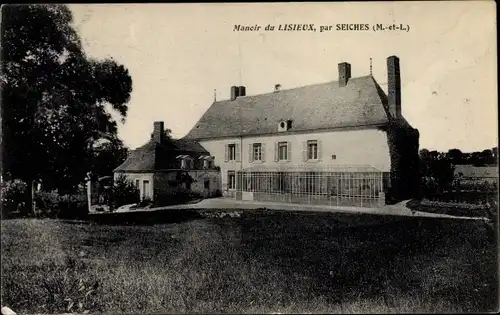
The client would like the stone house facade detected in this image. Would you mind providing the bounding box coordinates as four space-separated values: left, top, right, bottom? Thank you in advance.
182 56 420 205
114 121 221 202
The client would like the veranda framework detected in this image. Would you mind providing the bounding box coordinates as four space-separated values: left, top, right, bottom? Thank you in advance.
236 165 389 208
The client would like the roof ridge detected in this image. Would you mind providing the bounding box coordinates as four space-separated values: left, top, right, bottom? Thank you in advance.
218 75 376 101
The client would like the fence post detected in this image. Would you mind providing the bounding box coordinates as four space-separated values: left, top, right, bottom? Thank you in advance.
378 191 386 207
87 178 93 213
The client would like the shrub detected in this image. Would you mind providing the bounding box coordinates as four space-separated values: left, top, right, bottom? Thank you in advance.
153 190 202 207
1 179 29 217
35 191 61 217
57 193 88 219
110 174 140 209
138 196 153 208
35 191 88 219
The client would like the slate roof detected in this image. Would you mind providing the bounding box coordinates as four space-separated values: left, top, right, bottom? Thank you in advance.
184 75 392 140
114 138 209 172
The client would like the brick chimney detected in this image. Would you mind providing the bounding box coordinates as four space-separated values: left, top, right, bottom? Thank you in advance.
387 56 401 119
230 86 240 101
338 62 351 87
238 86 246 97
153 121 164 144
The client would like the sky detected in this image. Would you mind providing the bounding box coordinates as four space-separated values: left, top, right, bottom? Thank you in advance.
68 2 497 152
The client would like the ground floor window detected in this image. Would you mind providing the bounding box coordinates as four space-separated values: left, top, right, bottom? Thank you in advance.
228 171 236 189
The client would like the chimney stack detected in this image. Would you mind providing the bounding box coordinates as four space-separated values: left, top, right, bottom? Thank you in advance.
238 86 246 97
230 86 240 101
387 56 401 119
338 62 351 87
153 121 164 144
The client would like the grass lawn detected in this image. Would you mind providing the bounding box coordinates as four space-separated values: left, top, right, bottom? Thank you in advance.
1 210 498 314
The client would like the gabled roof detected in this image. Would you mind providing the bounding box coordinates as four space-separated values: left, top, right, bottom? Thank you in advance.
114 138 209 172
184 75 391 140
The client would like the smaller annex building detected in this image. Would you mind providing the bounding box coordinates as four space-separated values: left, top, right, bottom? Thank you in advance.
113 121 221 202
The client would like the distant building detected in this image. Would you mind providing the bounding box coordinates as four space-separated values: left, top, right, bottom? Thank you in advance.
114 121 221 201
182 56 420 206
453 164 499 185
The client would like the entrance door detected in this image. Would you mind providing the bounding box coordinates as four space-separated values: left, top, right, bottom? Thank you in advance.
142 180 150 200
204 179 210 197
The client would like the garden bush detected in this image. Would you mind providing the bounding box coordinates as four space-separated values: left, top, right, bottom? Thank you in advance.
35 191 88 219
153 190 202 207
1 179 29 217
110 174 140 209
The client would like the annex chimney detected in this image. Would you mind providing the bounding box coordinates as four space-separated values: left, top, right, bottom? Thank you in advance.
153 121 164 144
230 86 240 101
387 56 402 119
338 62 351 87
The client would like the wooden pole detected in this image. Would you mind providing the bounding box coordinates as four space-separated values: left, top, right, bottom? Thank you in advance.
31 180 36 217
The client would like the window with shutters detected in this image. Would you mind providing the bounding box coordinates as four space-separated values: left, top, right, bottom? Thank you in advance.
253 143 262 161
228 144 236 161
307 140 318 160
227 171 236 189
278 142 288 161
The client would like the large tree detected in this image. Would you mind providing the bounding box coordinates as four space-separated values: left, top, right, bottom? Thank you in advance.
1 4 132 192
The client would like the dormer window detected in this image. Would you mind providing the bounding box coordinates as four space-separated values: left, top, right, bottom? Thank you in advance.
177 155 194 170
199 155 214 169
278 119 293 132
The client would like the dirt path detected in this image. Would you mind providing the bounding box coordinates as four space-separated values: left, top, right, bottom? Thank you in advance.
101 198 491 222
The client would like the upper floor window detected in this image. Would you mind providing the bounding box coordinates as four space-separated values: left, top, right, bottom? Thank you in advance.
228 144 236 161
253 143 262 161
177 155 194 169
303 140 322 161
225 143 240 162
278 142 288 161
307 140 318 160
199 155 214 169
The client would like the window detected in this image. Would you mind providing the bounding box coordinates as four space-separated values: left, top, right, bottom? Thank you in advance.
228 171 236 189
307 140 318 160
204 179 210 189
203 159 210 169
135 180 140 188
179 156 194 170
278 142 288 161
228 144 236 161
253 143 262 161
278 120 293 132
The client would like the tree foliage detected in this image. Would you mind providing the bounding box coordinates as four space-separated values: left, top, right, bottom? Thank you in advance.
1 4 133 192
419 147 498 195
110 174 140 209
